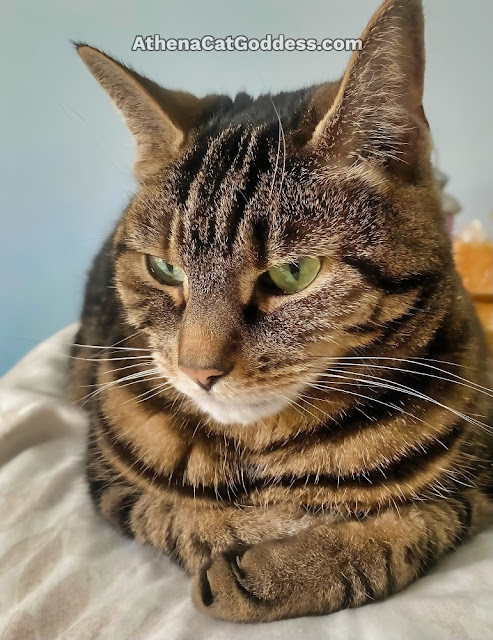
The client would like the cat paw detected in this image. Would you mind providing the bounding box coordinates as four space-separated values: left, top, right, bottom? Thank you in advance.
191 542 290 622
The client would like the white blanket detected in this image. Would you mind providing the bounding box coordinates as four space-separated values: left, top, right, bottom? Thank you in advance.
1 326 492 640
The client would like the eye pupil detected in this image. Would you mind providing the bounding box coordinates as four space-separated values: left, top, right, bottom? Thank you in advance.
289 263 300 280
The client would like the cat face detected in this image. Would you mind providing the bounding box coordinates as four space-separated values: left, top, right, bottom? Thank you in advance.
112 129 449 425
113 131 366 424
77 0 453 425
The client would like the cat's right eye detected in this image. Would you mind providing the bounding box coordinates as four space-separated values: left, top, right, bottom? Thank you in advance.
147 255 186 286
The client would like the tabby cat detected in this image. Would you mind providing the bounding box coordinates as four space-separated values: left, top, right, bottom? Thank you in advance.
70 0 493 622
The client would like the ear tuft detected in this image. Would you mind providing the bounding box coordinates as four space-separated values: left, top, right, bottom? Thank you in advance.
71 40 88 50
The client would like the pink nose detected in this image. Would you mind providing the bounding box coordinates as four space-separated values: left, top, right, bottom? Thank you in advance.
178 365 225 390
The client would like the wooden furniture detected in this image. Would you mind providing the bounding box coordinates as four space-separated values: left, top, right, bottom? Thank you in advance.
454 227 493 350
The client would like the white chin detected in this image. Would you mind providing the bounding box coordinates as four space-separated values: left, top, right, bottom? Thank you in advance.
190 393 290 426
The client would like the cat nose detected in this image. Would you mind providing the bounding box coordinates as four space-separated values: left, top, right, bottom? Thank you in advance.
178 365 225 391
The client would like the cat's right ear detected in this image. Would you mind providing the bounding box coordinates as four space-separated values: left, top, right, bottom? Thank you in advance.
76 44 202 182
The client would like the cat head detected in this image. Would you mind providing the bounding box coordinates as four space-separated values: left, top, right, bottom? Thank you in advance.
77 0 453 426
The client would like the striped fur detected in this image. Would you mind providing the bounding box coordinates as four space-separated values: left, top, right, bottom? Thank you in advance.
70 0 493 622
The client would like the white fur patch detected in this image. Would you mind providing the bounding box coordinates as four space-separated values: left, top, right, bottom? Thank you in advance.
170 372 302 425
189 393 289 425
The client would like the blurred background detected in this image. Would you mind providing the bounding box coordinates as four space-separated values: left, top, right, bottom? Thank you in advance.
1 0 492 374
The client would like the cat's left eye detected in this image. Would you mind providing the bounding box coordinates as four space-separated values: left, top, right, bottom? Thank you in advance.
147 255 185 286
264 257 321 294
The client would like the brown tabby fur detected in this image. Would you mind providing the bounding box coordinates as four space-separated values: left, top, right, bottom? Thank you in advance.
69 0 493 622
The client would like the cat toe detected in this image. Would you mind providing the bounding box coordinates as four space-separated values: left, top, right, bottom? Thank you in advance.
191 548 272 622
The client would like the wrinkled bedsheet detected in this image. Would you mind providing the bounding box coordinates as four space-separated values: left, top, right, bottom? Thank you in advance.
1 326 492 640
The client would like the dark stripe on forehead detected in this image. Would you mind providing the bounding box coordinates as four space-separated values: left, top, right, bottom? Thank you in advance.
231 129 252 171
223 129 274 254
179 127 249 254
175 136 211 206
251 216 270 267
176 125 278 257
199 127 248 248
198 126 247 206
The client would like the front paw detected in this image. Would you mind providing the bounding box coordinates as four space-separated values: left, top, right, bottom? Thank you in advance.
191 542 292 622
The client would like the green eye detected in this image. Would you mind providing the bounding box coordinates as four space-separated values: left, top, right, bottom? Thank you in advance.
147 255 185 286
266 257 321 294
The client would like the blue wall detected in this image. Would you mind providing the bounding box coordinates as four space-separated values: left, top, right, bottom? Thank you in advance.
1 0 492 373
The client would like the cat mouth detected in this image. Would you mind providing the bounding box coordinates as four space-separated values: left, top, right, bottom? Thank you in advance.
170 374 302 425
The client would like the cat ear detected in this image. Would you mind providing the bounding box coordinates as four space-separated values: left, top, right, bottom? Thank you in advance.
308 0 429 182
76 44 203 181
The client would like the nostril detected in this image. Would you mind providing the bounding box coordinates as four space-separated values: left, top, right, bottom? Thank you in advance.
178 365 226 390
196 371 223 391
198 375 219 391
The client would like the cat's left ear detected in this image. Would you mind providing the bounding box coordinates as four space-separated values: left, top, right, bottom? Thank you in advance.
308 0 430 183
76 44 211 182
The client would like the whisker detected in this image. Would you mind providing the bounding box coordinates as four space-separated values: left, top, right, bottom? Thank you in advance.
269 98 282 197
311 356 493 398
315 371 493 437
103 359 155 376
33 329 149 358
268 390 321 423
102 328 144 348
65 354 153 362
77 367 161 406
268 95 286 200
78 360 155 384
300 383 455 453
278 117 286 199
304 381 423 427
69 343 152 352
121 380 173 407
80 371 163 395
313 349 491 377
